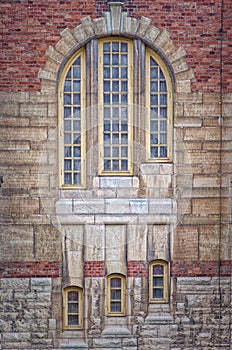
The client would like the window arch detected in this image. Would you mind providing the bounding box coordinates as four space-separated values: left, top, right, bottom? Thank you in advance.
59 38 173 188
63 287 83 329
106 273 126 316
149 260 169 303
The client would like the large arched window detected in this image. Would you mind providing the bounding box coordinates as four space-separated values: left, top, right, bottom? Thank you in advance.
59 38 172 188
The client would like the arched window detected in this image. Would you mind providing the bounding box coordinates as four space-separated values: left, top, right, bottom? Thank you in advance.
59 39 172 188
149 260 169 302
63 287 83 329
106 274 126 316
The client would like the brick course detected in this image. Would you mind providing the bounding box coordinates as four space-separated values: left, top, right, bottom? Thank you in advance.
1 0 231 93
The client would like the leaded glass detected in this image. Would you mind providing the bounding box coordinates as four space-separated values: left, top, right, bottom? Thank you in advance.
63 54 82 185
102 40 130 172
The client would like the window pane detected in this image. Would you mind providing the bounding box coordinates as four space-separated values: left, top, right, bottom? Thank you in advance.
74 160 81 170
151 146 158 158
160 134 167 144
68 315 79 326
73 81 80 92
111 278 121 288
64 80 71 92
64 120 71 131
151 81 158 92
121 159 128 171
112 42 119 52
153 288 164 299
104 54 110 65
160 146 167 157
153 276 164 286
112 54 119 65
112 160 119 171
68 291 79 301
110 302 121 312
73 56 80 65
68 303 78 313
64 94 71 105
103 42 110 52
73 94 80 105
74 173 81 184
64 173 72 184
64 133 72 144
73 67 80 78
111 289 121 300
64 160 72 171
153 265 164 275
160 80 167 92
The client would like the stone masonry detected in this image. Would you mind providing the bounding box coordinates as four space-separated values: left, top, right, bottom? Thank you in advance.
0 0 231 349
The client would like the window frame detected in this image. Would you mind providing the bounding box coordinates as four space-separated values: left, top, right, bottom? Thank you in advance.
98 38 133 176
58 48 86 189
63 286 83 329
146 48 173 162
149 260 169 303
106 273 126 316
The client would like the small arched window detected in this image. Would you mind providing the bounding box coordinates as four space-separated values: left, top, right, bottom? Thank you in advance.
106 274 126 316
149 260 169 303
63 287 83 329
59 38 172 188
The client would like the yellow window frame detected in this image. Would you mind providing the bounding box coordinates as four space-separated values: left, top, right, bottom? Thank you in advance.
149 260 169 303
98 38 133 176
58 48 86 189
63 286 83 329
146 48 173 162
106 274 126 316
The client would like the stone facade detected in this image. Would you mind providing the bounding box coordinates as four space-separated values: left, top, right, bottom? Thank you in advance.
0 0 231 349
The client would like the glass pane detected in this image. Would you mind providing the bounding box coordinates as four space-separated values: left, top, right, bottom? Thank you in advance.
160 120 167 131
112 42 119 52
150 121 158 132
150 57 158 66
160 80 167 92
73 120 80 132
73 94 80 105
111 289 121 300
112 67 119 78
153 265 164 275
74 173 81 184
111 278 121 288
74 160 81 170
64 146 71 157
73 107 81 118
151 94 158 105
73 81 80 92
113 160 119 171
112 94 119 103
103 42 110 52
64 160 72 171
66 68 71 79
64 133 71 144
73 133 80 144
112 147 119 157
104 94 110 104
104 134 110 144
121 146 128 157
112 54 119 65
121 54 127 65
68 291 78 301
151 81 158 92
121 122 128 132
160 134 167 144
64 120 71 131
104 107 111 118
153 276 164 286
112 107 119 118
151 108 158 118
110 301 121 312
160 94 167 105
64 173 72 184
112 134 119 144
121 81 128 92
73 56 80 65
121 107 128 119
151 146 158 158
153 288 164 299
73 67 80 79
121 42 127 52
121 159 128 171
121 134 128 144
104 67 110 78
160 146 167 157
104 54 110 65
112 123 119 132
151 67 158 79
160 107 167 118
112 81 119 92
151 134 158 144
104 147 110 157
64 107 71 118
121 94 128 104
68 303 78 313
104 122 110 131
160 70 165 79
104 81 110 92
64 80 71 92
121 68 127 79
73 146 81 157
64 94 71 105
104 160 111 171
68 315 78 326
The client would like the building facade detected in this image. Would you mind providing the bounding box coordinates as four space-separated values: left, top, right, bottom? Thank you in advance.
0 0 231 349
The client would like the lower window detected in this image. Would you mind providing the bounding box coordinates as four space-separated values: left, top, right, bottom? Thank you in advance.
107 274 126 316
64 287 83 329
149 260 169 302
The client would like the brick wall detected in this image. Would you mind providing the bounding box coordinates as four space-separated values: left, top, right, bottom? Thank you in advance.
1 0 231 93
